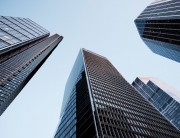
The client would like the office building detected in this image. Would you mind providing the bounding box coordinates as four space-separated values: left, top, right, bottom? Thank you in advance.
55 49 180 138
132 77 180 130
0 16 63 115
135 0 180 62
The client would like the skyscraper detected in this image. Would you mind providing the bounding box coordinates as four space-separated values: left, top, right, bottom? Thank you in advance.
55 49 180 138
0 16 63 115
135 0 180 63
132 77 180 130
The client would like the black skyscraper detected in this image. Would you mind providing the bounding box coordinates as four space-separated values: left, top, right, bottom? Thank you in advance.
54 49 180 138
0 16 63 115
135 0 180 63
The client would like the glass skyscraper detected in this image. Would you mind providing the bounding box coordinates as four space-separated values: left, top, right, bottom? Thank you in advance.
0 16 63 115
54 49 180 138
132 77 180 130
135 0 180 63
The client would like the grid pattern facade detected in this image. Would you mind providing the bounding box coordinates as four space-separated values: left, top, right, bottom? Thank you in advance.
0 16 49 54
132 77 180 130
135 0 180 63
0 16 62 115
55 49 180 138
0 33 63 115
0 36 48 63
55 50 97 138
84 50 180 138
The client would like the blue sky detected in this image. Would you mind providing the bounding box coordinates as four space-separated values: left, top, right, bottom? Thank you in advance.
0 0 180 138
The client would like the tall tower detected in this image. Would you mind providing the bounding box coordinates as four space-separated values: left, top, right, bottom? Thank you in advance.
135 0 180 63
0 16 63 115
55 49 180 138
132 77 180 130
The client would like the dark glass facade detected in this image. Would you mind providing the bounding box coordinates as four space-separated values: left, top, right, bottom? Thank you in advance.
0 16 63 115
55 49 180 138
55 50 97 138
132 77 180 130
135 0 180 63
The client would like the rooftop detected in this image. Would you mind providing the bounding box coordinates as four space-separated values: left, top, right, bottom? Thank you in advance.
139 77 180 103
